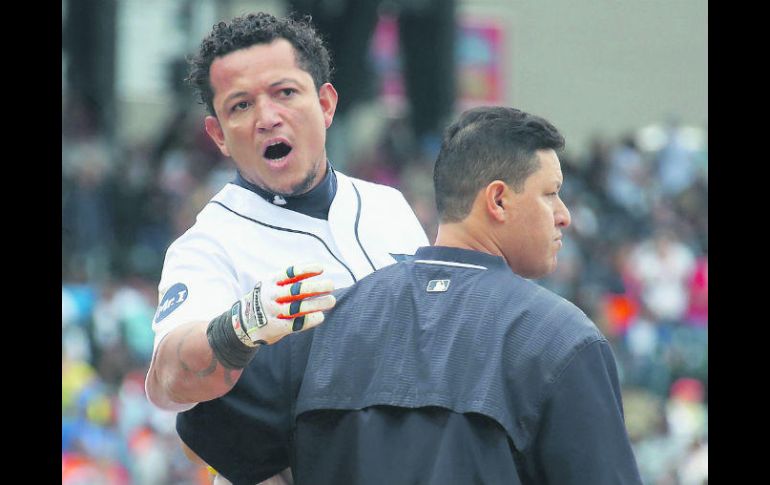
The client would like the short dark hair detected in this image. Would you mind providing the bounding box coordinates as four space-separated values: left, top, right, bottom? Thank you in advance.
187 12 333 116
433 106 565 223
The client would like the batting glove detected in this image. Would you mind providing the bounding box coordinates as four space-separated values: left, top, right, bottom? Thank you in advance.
233 263 336 346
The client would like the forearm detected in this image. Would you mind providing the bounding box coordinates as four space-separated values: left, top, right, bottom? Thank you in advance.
147 320 245 409
146 263 335 410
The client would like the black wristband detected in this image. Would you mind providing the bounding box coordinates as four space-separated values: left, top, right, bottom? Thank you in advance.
206 305 260 369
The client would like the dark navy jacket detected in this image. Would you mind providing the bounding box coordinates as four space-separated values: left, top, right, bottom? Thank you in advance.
177 246 642 485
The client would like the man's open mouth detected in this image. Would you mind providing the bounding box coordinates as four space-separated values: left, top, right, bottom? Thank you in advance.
264 142 292 160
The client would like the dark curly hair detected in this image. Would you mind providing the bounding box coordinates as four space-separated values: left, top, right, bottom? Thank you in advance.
187 12 333 116
434 106 565 223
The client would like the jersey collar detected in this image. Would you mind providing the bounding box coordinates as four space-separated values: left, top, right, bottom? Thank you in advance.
232 162 338 220
414 246 508 269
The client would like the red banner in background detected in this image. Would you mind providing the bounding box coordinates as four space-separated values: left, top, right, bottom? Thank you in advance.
371 15 506 112
456 19 505 105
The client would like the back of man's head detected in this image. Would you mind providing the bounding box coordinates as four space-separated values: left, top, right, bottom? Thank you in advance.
187 12 333 116
433 106 565 223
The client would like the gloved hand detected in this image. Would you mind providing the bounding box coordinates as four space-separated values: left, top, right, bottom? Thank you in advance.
233 263 336 346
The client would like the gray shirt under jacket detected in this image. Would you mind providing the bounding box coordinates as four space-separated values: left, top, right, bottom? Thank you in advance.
177 246 642 485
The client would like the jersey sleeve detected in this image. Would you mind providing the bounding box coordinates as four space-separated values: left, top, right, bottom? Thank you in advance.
151 227 241 349
531 339 643 485
393 188 430 248
368 183 430 252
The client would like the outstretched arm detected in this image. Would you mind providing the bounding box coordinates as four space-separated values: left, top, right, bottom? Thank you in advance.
145 264 336 410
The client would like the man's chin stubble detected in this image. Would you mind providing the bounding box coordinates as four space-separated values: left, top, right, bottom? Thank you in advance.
282 164 320 197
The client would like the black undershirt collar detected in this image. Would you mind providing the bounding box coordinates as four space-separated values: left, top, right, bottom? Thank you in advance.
232 163 337 220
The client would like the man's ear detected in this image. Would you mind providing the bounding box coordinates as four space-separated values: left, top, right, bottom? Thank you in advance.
204 115 230 157
484 180 508 223
318 82 338 129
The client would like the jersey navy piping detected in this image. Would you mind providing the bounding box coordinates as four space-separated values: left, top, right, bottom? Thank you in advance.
208 200 357 284
351 183 377 272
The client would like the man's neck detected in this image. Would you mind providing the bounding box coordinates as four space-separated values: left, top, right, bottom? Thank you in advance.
434 221 503 258
233 162 337 220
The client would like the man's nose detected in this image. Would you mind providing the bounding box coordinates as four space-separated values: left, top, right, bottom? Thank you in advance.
556 199 571 228
255 99 282 132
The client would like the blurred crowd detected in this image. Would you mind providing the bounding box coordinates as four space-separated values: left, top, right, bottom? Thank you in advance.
62 94 707 483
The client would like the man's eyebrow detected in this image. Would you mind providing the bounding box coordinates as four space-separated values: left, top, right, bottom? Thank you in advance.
222 91 249 105
269 78 300 88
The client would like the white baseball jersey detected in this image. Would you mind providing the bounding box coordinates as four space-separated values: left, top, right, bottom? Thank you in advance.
147 171 428 410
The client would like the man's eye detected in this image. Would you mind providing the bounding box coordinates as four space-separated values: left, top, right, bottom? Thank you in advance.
232 101 250 112
279 88 296 97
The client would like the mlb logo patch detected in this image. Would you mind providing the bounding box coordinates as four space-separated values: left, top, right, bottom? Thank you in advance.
426 279 451 292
